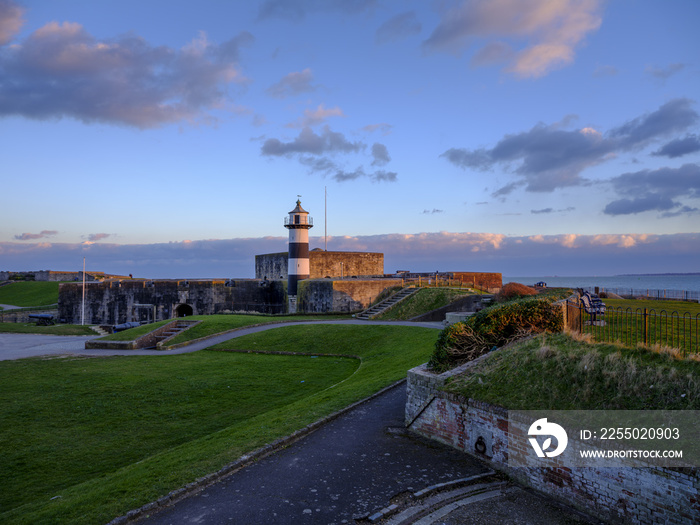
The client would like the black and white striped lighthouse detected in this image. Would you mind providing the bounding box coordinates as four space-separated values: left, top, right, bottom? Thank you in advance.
285 198 313 312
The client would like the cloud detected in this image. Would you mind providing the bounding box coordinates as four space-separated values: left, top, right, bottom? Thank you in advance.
0 0 23 46
645 63 686 80
423 0 603 78
603 163 700 216
262 125 397 183
371 143 391 166
287 103 345 128
266 68 317 98
376 11 421 44
85 233 113 242
2 232 699 278
0 15 253 128
652 135 700 158
609 98 699 149
257 0 376 21
442 99 699 194
422 209 444 214
261 126 362 156
14 230 58 241
362 123 393 135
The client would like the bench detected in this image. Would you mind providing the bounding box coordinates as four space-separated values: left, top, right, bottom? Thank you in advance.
579 292 606 325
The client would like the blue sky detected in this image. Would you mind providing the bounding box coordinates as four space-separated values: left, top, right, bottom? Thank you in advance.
1 0 699 278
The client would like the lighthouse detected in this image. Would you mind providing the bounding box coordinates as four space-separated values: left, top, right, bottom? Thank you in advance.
285 198 313 313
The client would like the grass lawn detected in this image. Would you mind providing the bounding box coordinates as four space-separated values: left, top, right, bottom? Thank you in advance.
443 332 700 410
578 298 700 356
0 282 60 307
375 288 472 320
0 324 438 524
95 313 351 344
0 323 96 336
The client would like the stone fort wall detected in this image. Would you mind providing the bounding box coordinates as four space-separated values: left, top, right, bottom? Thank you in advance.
58 278 401 324
255 251 384 280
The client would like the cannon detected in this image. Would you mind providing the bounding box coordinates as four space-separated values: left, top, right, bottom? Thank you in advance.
112 321 141 332
28 314 55 326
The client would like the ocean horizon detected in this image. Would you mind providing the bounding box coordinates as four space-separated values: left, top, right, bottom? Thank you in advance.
503 274 700 294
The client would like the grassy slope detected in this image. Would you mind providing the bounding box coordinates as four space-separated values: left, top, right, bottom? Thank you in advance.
0 324 438 525
375 288 472 320
443 333 699 410
0 282 60 307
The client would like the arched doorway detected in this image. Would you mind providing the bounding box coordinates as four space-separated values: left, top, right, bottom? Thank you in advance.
175 304 193 317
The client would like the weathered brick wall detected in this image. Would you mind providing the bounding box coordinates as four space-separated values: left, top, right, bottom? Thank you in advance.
451 272 502 292
406 364 700 524
297 278 404 313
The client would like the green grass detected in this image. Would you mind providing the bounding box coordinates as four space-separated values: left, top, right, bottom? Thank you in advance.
375 288 472 320
443 332 700 410
95 314 351 344
0 282 60 307
577 298 700 355
0 323 96 335
0 324 438 524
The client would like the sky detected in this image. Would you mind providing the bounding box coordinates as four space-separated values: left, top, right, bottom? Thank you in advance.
1 0 699 279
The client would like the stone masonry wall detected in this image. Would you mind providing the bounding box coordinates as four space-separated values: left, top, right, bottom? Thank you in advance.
406 363 700 524
255 251 384 280
59 279 286 325
297 278 403 313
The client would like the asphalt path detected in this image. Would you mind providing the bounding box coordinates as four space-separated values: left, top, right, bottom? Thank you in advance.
0 320 444 361
139 383 489 525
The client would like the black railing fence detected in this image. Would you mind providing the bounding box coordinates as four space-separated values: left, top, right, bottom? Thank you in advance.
565 300 699 356
581 286 700 302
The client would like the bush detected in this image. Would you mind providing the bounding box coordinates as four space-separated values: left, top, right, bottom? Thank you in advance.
496 282 537 301
428 297 563 372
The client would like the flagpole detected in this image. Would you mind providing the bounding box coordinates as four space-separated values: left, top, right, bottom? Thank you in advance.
324 186 327 251
81 257 85 325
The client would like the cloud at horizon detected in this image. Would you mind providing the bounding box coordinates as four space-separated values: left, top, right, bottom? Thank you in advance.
2 231 697 279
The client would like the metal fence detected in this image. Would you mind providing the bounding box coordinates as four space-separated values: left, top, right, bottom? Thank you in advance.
565 300 700 356
581 286 700 302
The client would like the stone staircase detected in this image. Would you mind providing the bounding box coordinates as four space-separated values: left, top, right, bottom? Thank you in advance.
356 287 420 320
153 320 198 347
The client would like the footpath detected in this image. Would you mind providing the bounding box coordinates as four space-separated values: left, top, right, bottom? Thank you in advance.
137 384 596 525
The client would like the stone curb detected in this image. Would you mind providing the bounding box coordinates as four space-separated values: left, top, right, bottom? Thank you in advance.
362 471 498 523
106 378 408 525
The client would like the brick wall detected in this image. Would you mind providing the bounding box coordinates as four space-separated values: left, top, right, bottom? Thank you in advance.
406 363 700 524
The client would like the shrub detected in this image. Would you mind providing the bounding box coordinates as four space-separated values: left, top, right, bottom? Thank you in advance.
428 297 564 372
496 282 537 301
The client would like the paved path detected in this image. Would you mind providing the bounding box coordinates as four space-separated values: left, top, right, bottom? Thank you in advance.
0 320 443 361
140 384 490 525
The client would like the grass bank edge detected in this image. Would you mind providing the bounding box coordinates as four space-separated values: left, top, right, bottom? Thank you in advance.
442 332 699 411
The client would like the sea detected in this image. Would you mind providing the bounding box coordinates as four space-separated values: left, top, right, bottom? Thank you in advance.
503 274 700 294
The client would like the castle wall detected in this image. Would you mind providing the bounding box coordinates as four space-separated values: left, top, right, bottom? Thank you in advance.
58 279 286 325
297 279 403 313
255 251 384 280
